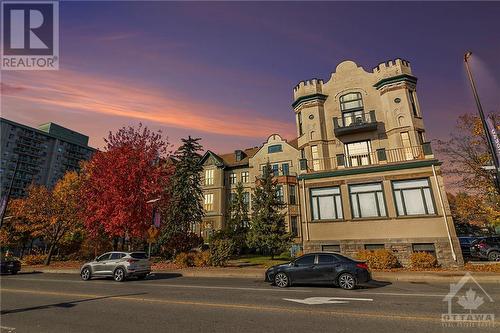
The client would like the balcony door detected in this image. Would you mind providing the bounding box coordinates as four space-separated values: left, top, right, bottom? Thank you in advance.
401 132 414 160
345 140 372 167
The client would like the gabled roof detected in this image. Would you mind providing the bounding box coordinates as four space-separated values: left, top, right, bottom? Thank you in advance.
219 147 259 168
199 150 225 167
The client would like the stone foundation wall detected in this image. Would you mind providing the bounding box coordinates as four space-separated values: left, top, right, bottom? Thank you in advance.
304 237 463 268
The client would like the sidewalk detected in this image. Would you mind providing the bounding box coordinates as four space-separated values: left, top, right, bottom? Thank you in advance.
19 266 500 283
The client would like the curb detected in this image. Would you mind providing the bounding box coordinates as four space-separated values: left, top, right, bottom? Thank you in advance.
20 267 500 283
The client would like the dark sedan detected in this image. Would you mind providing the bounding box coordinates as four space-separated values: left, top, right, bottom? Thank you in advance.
265 252 370 290
0 257 21 275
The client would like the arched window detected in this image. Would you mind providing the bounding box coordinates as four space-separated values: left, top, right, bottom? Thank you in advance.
340 92 364 126
340 92 363 111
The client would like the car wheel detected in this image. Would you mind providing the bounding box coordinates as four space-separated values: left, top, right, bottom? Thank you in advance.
488 251 500 262
113 268 126 282
11 270 18 275
338 273 356 290
80 267 91 281
274 272 289 288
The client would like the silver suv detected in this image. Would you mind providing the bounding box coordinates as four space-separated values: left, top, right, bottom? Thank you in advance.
80 251 151 282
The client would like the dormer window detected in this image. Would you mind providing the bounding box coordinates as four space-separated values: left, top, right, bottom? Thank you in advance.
340 92 364 127
235 150 245 161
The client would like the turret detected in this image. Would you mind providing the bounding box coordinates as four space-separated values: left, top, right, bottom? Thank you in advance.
293 78 324 101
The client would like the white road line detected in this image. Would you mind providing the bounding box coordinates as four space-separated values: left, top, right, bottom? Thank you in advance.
1 277 311 293
0 326 16 332
284 297 373 305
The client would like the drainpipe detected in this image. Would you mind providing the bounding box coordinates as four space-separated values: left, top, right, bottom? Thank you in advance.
432 164 457 261
301 178 310 242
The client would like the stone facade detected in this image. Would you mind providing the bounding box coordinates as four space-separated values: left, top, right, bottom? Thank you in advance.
198 58 463 267
294 59 463 267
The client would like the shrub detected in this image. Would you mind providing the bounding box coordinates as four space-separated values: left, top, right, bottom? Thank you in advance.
410 252 438 269
193 251 211 267
356 249 399 269
173 252 194 268
22 254 46 265
210 238 235 267
160 233 204 258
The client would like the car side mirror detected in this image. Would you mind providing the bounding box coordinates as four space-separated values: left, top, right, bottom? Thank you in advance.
94 257 99 262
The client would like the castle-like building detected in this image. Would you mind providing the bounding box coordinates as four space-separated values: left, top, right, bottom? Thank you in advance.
200 59 463 267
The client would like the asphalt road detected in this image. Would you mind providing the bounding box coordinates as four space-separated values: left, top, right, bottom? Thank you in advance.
1 272 499 333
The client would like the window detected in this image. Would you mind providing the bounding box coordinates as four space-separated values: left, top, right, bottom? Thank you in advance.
409 90 418 116
205 169 214 185
322 244 340 252
298 112 303 136
401 132 414 160
243 192 250 208
276 185 284 203
229 192 235 204
412 243 435 256
229 173 237 184
393 179 435 216
311 145 321 171
365 244 385 251
204 193 214 211
282 163 289 176
350 183 387 218
290 216 298 236
241 171 249 183
289 184 296 205
300 148 305 159
110 253 126 260
130 252 148 259
294 255 315 266
318 254 338 264
345 140 371 166
271 164 279 176
97 253 111 262
268 144 283 154
417 131 425 145
311 187 343 220
340 92 363 111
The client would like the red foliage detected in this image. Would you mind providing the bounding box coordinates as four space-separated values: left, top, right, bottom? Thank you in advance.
80 124 172 239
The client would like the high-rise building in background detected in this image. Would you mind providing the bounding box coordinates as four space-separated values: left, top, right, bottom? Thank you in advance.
0 118 95 198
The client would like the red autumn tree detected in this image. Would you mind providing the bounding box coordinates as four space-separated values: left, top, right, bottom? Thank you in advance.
80 124 172 243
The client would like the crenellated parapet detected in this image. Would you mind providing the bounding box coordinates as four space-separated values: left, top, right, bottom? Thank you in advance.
373 58 412 79
293 78 324 101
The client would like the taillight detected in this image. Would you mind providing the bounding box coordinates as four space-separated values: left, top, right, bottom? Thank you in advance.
127 259 138 263
356 263 369 270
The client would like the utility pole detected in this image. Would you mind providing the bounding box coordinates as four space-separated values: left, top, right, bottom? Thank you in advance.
464 51 500 194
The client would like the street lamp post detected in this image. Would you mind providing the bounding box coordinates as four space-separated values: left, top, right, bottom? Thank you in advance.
146 198 161 258
463 51 500 194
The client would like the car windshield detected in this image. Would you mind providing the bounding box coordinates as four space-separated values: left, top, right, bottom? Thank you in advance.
130 252 148 259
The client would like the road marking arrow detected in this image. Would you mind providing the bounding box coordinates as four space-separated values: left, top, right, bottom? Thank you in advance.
283 297 373 305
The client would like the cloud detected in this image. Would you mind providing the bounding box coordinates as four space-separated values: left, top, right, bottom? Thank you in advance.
0 82 26 94
1 70 296 139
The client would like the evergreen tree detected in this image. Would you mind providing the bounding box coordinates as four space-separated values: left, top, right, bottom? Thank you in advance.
247 162 292 259
222 182 249 253
159 136 204 248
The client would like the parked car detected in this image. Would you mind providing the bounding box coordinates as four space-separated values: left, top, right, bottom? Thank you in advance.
0 256 21 275
458 236 484 259
470 236 500 261
80 251 151 282
265 252 370 290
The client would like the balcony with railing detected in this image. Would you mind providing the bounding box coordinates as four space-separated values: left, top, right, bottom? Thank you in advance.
299 143 433 173
333 110 378 136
